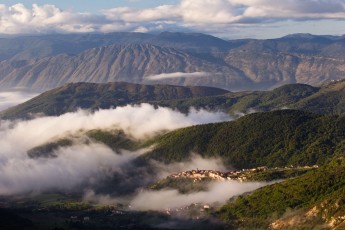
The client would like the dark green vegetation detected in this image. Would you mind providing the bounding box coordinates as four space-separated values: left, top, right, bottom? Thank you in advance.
156 79 345 116
0 193 224 230
144 110 345 169
294 79 345 115
27 139 73 158
24 108 345 171
0 209 34 230
224 79 345 116
1 82 228 119
244 167 313 182
26 129 140 159
86 129 138 152
217 157 345 229
2 79 345 120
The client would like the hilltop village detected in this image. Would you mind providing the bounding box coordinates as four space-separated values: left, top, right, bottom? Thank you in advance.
168 165 319 182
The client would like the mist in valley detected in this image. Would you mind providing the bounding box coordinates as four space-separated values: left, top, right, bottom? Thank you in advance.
0 99 270 212
0 90 38 112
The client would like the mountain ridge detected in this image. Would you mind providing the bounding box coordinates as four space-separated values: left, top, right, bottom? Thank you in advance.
2 80 344 120
1 32 345 91
143 109 345 169
0 81 229 119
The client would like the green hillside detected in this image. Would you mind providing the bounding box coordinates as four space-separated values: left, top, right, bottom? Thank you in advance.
157 80 345 116
226 83 319 114
1 80 344 120
26 109 345 170
295 79 345 115
27 129 139 158
144 110 345 169
217 157 345 229
1 82 229 119
9 108 345 229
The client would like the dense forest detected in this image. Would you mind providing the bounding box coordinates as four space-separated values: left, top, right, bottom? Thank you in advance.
144 110 345 169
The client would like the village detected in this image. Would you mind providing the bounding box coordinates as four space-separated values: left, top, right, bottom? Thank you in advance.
168 165 319 182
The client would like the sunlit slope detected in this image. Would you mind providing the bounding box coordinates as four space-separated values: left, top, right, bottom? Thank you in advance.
217 157 345 229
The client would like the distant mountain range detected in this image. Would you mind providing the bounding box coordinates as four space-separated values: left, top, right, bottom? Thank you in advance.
2 79 344 120
0 32 345 91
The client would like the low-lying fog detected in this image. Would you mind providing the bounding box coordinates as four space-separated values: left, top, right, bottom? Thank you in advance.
0 90 38 112
0 99 269 211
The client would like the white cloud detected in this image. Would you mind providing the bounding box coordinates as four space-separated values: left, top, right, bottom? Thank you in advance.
0 102 270 211
83 189 120 206
0 143 141 195
1 104 230 150
234 0 345 19
80 154 267 211
82 155 231 207
102 5 180 22
146 72 212 81
0 3 98 34
0 90 38 112
130 181 267 210
0 104 230 195
180 0 241 24
1 1 345 36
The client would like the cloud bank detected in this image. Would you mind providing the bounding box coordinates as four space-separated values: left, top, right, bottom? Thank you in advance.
82 154 231 206
0 90 37 112
0 144 141 195
1 1 345 37
146 72 212 81
0 104 230 195
0 102 269 211
130 181 267 210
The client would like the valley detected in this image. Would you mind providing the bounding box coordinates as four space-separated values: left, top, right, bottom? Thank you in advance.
0 29 344 230
0 164 317 230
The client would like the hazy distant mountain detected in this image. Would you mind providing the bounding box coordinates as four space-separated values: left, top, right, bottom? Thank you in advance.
0 32 345 91
0 43 246 90
0 32 232 61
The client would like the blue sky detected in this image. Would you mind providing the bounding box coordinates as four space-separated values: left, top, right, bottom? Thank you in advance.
1 0 345 39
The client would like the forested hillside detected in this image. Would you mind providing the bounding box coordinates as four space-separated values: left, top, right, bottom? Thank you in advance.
144 110 345 169
217 157 345 229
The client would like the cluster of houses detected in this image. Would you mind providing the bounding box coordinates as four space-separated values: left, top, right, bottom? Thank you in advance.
169 169 229 182
168 165 318 183
168 167 270 182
